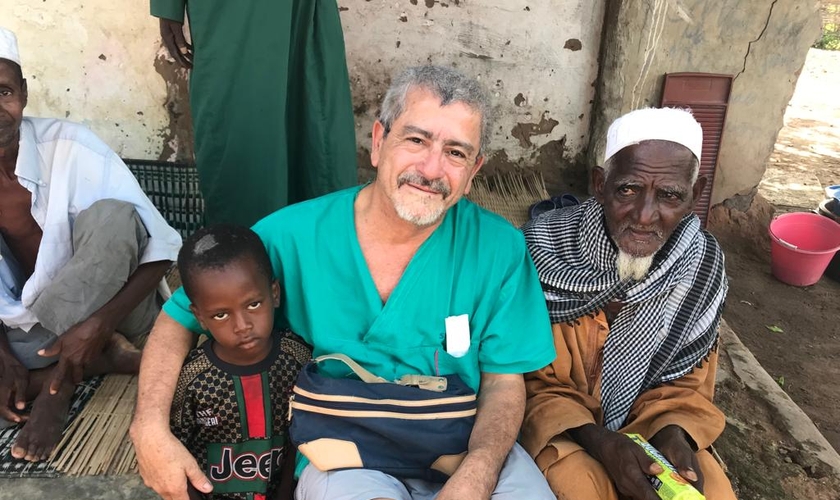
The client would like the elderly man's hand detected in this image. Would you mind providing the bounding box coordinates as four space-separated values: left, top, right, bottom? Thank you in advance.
0 350 29 423
39 314 113 394
649 425 704 493
569 424 661 500
131 421 212 500
159 18 193 69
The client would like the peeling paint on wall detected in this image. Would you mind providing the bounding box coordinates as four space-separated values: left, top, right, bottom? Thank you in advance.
564 39 583 51
10 0 605 194
341 0 606 194
511 112 560 148
153 52 194 163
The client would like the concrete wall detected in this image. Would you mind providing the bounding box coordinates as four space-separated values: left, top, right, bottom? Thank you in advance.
8 0 817 205
341 0 605 194
3 0 184 160
589 0 821 205
5 0 605 193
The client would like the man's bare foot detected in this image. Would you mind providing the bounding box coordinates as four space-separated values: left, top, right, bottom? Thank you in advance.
86 333 142 376
11 383 73 462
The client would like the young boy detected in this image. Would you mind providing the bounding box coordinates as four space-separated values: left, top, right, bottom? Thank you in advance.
170 225 311 500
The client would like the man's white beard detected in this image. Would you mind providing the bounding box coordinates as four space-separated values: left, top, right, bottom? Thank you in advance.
616 250 654 281
393 198 447 227
390 172 450 227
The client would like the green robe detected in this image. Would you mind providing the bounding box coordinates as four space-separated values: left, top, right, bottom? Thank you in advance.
151 0 357 227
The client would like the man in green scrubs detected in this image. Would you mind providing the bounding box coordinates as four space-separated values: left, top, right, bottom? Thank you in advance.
131 66 556 500
152 0 357 227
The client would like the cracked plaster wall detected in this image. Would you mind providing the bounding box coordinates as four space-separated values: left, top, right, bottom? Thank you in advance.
6 0 819 205
6 0 605 185
590 0 821 205
341 0 605 193
4 1 172 159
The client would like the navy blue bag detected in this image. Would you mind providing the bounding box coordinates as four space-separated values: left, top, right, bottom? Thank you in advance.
288 354 477 482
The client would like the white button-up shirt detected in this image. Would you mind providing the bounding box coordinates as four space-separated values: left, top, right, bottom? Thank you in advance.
0 117 182 332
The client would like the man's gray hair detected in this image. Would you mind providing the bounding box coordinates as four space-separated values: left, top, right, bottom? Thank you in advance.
603 145 700 185
379 65 492 156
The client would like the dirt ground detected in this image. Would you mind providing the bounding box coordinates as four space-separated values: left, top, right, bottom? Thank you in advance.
707 48 840 499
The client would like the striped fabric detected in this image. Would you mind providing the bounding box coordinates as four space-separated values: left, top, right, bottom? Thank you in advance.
522 199 728 431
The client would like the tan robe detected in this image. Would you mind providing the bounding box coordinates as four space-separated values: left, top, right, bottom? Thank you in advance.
521 312 736 500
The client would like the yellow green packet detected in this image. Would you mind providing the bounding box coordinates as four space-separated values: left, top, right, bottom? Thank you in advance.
625 433 705 500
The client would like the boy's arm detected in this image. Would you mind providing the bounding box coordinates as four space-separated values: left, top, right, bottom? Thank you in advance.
130 312 212 500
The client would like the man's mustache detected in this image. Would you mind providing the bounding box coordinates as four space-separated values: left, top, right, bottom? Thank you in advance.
397 172 451 198
620 224 665 240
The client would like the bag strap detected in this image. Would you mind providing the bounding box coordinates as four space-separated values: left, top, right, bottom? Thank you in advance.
396 374 448 392
313 354 388 383
313 354 448 392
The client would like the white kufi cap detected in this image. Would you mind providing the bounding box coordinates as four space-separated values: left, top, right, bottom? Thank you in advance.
604 107 703 163
0 26 21 66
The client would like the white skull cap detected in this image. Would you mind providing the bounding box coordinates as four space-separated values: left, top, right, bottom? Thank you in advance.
0 26 21 66
604 107 703 163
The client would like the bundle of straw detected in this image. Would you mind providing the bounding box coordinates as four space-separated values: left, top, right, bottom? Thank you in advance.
50 375 138 476
468 172 549 228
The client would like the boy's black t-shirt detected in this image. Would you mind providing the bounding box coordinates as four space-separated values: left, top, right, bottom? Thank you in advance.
171 330 311 500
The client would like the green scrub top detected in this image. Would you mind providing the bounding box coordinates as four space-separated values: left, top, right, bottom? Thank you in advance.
165 186 555 391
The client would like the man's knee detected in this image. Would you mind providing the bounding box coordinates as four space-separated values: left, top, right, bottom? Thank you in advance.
76 199 136 226
73 199 147 252
3 324 58 370
295 465 410 500
492 443 554 500
544 449 617 500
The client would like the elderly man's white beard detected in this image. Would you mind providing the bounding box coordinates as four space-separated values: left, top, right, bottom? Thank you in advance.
616 250 654 281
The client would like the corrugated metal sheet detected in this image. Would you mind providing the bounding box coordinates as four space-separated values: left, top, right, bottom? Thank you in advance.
661 73 733 227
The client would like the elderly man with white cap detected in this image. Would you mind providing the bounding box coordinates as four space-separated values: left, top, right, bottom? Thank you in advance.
0 26 180 461
520 108 736 499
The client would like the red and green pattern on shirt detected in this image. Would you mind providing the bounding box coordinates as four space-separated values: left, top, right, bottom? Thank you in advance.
171 334 311 500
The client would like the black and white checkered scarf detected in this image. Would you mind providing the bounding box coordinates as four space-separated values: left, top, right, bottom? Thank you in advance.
522 199 728 431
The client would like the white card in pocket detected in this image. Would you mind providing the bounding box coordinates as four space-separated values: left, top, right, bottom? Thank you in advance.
445 314 470 358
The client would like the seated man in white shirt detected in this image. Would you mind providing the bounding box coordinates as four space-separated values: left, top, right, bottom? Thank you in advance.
0 27 181 461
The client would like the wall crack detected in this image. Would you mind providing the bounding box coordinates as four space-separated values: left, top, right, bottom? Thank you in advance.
734 0 778 81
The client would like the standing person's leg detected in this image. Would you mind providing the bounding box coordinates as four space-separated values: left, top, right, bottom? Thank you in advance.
286 0 357 205
188 1 293 226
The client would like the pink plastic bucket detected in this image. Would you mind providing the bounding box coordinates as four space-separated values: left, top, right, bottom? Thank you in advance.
769 212 840 286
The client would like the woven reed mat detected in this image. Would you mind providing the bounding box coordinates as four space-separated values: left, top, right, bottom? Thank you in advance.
48 374 139 476
467 172 549 228
0 376 102 478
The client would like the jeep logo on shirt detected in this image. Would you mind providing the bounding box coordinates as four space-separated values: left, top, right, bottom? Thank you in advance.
206 437 285 494
209 446 284 481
